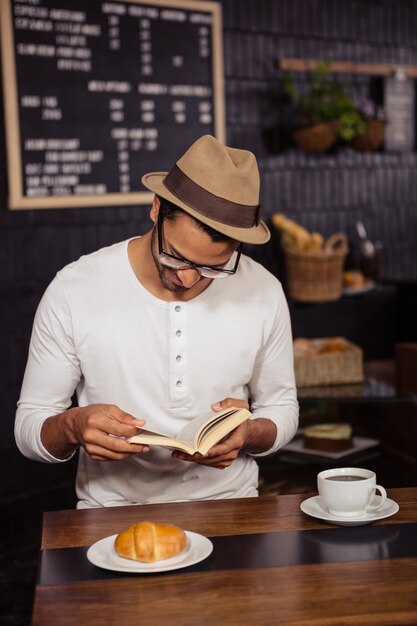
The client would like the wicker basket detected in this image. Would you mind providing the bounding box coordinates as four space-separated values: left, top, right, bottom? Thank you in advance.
292 122 337 153
283 233 348 303
294 338 364 388
296 382 364 398
351 119 386 152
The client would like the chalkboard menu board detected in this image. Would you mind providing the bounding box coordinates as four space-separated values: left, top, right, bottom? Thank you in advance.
0 0 224 209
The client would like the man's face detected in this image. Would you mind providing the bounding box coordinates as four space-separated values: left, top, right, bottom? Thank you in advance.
151 212 238 293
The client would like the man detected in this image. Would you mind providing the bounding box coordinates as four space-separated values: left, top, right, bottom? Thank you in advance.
15 134 298 508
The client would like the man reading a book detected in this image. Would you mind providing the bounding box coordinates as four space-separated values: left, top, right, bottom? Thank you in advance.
15 134 299 508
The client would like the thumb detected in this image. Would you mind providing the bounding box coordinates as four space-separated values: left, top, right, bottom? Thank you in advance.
129 416 146 427
110 410 146 427
211 398 249 412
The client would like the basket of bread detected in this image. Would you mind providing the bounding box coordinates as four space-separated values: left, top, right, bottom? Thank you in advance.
272 213 349 302
293 337 364 387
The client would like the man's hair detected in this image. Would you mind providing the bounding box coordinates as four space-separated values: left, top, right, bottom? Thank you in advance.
158 196 232 243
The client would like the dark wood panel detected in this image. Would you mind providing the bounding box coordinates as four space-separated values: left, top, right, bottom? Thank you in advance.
32 557 417 625
41 488 417 549
33 488 417 625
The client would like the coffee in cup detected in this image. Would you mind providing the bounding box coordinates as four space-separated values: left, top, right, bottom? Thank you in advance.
317 467 387 518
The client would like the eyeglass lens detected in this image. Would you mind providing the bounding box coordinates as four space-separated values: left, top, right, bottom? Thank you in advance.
159 251 238 278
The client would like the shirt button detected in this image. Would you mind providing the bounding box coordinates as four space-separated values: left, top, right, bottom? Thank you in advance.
176 330 182 337
176 380 182 387
175 305 181 312
176 354 182 362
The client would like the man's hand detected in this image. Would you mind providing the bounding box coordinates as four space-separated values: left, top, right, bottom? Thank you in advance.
172 397 278 469
171 397 254 470
41 404 149 461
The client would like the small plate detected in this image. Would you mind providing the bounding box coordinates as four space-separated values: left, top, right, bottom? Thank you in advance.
343 281 375 296
87 531 213 573
284 436 380 460
300 495 399 526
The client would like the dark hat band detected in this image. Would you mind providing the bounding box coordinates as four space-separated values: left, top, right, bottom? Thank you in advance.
163 165 262 228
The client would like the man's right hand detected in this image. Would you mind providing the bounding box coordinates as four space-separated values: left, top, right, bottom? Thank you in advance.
41 404 149 461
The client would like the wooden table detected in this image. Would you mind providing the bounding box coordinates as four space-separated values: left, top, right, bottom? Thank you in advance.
33 488 417 625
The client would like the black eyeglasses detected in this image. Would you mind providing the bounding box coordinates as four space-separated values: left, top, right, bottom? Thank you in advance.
157 210 242 279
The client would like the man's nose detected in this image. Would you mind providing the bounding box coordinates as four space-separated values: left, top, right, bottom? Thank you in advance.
177 267 201 287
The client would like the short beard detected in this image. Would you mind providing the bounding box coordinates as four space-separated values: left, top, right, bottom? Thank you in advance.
150 227 187 293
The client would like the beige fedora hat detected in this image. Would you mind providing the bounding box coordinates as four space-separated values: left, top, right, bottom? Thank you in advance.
141 134 270 244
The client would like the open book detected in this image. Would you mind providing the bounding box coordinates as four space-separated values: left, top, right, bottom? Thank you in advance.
128 406 252 456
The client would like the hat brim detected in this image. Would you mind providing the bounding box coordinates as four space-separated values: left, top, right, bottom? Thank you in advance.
141 172 270 245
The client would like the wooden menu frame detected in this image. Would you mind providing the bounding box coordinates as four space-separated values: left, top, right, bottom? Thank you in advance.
0 0 225 210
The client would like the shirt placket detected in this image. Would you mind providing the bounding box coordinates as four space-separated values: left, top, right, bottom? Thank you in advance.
168 302 188 407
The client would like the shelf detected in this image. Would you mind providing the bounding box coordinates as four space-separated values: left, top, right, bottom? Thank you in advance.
277 58 417 78
288 286 398 361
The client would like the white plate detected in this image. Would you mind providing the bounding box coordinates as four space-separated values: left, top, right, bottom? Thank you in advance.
300 495 399 526
343 281 375 296
284 435 380 459
86 531 213 573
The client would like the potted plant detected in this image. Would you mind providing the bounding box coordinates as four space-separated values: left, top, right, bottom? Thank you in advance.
283 60 366 153
350 100 387 151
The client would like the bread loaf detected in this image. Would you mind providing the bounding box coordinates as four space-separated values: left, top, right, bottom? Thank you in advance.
293 338 316 357
114 521 187 563
294 337 349 356
272 213 325 251
319 338 349 354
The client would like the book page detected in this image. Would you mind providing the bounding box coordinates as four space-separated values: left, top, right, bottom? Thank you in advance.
197 409 251 455
177 407 240 449
128 429 195 455
197 410 240 441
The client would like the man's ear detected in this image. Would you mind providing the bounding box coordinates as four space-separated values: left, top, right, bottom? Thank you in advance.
150 196 160 224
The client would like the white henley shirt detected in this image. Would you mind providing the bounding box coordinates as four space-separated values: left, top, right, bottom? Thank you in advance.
15 239 298 508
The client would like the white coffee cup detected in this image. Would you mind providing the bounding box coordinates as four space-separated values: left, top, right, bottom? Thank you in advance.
317 467 387 518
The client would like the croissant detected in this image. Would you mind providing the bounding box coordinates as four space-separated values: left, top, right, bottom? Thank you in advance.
114 521 187 563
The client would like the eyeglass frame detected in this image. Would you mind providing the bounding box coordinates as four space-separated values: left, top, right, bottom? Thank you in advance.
157 208 242 278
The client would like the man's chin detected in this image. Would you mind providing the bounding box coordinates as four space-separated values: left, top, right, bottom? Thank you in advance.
166 282 187 293
161 269 187 292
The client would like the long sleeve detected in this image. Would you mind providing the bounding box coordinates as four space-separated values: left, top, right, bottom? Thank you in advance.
15 275 81 462
248 284 299 455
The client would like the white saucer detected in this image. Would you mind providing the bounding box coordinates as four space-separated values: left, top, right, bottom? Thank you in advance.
87 531 213 573
300 495 399 526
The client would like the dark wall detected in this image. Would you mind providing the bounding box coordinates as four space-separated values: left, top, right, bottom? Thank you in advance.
1 0 417 557
222 0 417 282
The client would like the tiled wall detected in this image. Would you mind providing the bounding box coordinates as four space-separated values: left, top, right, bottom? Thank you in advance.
222 0 417 281
1 0 417 550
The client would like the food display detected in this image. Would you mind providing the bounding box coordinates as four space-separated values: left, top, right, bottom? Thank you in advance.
114 521 187 563
343 270 371 288
271 213 349 303
303 422 353 452
293 337 364 387
294 337 350 357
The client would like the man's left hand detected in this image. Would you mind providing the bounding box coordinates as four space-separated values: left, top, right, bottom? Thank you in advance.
171 397 255 470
